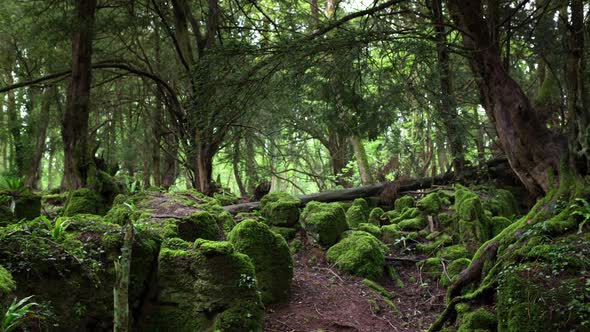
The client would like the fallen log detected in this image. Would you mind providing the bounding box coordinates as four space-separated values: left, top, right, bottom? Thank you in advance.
223 157 514 214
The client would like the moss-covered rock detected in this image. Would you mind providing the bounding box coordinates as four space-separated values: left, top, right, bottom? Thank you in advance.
64 188 103 216
381 224 402 244
260 192 301 227
326 231 387 280
346 198 370 228
397 216 426 231
228 220 293 304
437 244 470 261
300 201 348 247
357 223 382 238
417 257 442 279
368 207 385 225
417 192 442 215
458 219 488 254
13 191 41 220
457 308 497 332
390 207 419 224
394 196 415 212
483 188 517 218
440 258 471 287
0 264 15 296
213 189 239 206
178 211 220 241
270 226 297 241
151 238 264 332
415 234 452 254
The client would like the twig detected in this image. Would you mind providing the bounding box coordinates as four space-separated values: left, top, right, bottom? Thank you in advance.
320 267 344 282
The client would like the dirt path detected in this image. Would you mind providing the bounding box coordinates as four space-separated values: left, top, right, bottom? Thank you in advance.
264 248 445 332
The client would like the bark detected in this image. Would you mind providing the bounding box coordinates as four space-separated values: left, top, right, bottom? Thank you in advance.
447 0 567 196
61 0 97 190
113 217 134 332
25 88 52 189
245 133 259 195
151 24 163 187
232 136 247 197
327 130 352 187
4 65 24 174
350 135 374 185
430 0 465 177
566 0 589 170
161 133 178 189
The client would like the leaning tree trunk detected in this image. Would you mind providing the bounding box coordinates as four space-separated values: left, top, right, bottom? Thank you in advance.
61 0 97 190
447 0 568 196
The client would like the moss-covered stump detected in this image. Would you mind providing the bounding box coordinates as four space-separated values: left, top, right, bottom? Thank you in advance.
0 216 159 330
151 238 264 332
228 220 293 304
326 231 387 280
260 192 301 227
417 192 442 215
300 201 349 247
346 198 370 228
395 195 415 212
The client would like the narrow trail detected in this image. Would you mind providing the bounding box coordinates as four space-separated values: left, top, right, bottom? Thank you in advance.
265 248 445 332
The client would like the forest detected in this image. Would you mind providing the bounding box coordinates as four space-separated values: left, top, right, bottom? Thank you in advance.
0 0 589 331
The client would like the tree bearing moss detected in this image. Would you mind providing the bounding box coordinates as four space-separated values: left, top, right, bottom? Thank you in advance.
440 258 471 287
326 231 387 280
394 196 415 212
228 219 293 304
300 201 348 247
260 192 301 227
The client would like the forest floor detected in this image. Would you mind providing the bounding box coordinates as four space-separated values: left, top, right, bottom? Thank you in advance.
264 246 445 332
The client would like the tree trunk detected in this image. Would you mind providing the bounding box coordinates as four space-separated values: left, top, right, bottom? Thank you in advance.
431 0 465 177
245 132 259 195
447 0 567 195
25 88 52 189
350 135 374 185
232 136 247 197
161 133 178 190
4 67 24 175
61 0 97 190
151 24 163 187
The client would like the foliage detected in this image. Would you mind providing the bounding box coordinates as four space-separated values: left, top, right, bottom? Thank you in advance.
1 295 38 332
39 216 70 240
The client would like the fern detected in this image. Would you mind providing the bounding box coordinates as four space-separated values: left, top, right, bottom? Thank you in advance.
1 295 38 332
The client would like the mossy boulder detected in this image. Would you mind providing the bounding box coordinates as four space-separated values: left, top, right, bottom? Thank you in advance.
394 196 415 212
346 198 370 228
458 219 488 254
64 188 104 216
151 238 264 332
457 308 497 332
300 201 349 247
417 192 442 215
381 224 402 244
270 226 297 241
397 216 426 231
390 207 419 224
0 265 15 296
260 192 301 227
228 220 293 304
178 211 220 241
357 223 382 237
13 191 42 220
368 207 385 225
326 231 387 280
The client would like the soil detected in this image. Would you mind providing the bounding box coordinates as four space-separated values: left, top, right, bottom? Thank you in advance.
264 246 446 332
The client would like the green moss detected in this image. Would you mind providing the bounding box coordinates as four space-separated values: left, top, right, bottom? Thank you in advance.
440 258 471 287
357 223 382 237
153 238 264 332
346 202 370 229
368 207 385 225
437 244 470 261
362 278 394 299
490 216 512 237
417 257 442 279
394 196 415 212
289 239 303 254
457 308 497 332
458 219 488 254
228 220 293 304
271 226 297 241
326 231 387 280
13 191 41 220
64 189 103 216
483 188 517 218
178 211 220 241
381 224 402 244
0 265 15 295
300 201 349 247
260 192 301 227
213 190 239 206
415 234 452 254
384 210 400 222
397 216 426 231
390 207 419 224
456 196 485 221
417 192 442 215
